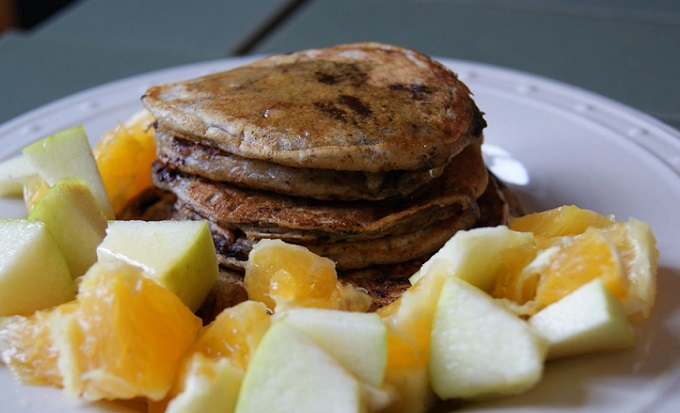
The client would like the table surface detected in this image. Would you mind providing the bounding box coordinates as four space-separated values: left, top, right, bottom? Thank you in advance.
1 0 679 131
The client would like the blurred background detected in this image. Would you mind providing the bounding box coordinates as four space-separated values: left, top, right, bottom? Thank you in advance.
1 0 678 129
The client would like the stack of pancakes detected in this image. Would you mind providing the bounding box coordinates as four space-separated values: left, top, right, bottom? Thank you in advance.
136 43 517 311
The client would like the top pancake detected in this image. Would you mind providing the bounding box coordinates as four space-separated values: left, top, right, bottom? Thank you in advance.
142 42 486 173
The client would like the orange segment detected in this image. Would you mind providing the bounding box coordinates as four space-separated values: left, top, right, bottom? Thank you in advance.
534 228 624 310
93 109 156 215
22 174 50 213
191 300 270 370
377 274 445 370
244 239 371 312
58 261 202 401
0 302 77 387
498 205 657 320
510 205 613 239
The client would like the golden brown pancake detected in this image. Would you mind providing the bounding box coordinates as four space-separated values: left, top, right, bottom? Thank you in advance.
142 42 485 175
175 202 479 271
156 131 444 201
151 140 488 241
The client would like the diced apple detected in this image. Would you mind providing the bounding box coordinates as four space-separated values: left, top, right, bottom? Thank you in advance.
411 226 535 292
96 220 218 311
165 354 243 413
276 307 387 386
0 219 75 315
0 155 36 197
22 125 115 219
28 178 108 279
429 277 548 400
235 322 365 413
529 278 635 359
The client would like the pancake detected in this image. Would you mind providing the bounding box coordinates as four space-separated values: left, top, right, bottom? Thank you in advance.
151 140 488 241
156 131 442 201
174 202 479 271
142 42 485 176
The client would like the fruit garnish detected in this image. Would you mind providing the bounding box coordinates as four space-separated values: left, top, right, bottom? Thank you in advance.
0 219 76 316
244 239 371 312
22 125 115 219
377 274 443 370
28 177 108 279
190 300 270 371
509 204 613 240
93 109 156 215
0 260 202 401
97 219 218 312
60 261 202 401
496 206 657 319
150 300 270 413
22 174 49 213
0 302 77 386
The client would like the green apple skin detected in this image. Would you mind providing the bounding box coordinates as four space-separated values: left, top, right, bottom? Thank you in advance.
0 219 75 315
529 279 635 359
0 155 36 197
96 220 218 311
165 354 243 413
235 322 364 413
275 308 387 386
22 125 115 219
429 277 548 400
28 178 108 279
411 226 535 292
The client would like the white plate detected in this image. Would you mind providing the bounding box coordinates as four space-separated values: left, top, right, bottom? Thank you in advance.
1 57 679 413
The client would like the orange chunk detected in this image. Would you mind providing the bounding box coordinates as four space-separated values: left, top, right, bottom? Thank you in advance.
22 174 49 213
510 205 613 240
0 302 77 387
498 206 657 319
190 300 270 370
244 239 371 312
377 274 444 370
534 228 623 309
93 109 156 215
59 261 201 401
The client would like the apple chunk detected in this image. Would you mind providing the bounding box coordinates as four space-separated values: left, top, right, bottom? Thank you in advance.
529 279 635 359
429 277 547 400
165 354 243 413
22 125 115 219
28 178 108 278
0 219 76 315
276 307 387 387
0 155 36 197
235 322 365 413
411 226 535 292
96 220 218 311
